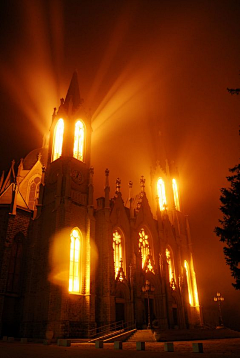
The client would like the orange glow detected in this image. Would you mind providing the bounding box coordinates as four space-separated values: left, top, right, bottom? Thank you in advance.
113 230 122 279
52 118 64 161
184 259 200 309
172 179 180 211
157 178 167 211
69 228 80 293
191 260 200 307
73 120 84 161
166 248 176 289
184 260 193 306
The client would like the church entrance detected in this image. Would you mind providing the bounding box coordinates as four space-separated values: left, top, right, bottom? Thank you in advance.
116 302 125 322
172 307 178 326
144 298 154 327
2 296 21 337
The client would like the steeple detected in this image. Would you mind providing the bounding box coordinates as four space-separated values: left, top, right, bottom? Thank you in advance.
64 71 81 113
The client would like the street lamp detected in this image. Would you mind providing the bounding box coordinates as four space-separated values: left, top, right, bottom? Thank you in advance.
214 292 224 326
142 280 155 329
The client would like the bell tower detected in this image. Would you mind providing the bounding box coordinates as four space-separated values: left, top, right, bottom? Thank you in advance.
26 72 95 338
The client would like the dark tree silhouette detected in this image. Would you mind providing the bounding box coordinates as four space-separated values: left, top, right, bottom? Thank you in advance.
215 164 240 289
227 88 240 95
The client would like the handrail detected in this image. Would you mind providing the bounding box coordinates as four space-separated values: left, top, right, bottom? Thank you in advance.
88 320 136 339
88 320 124 338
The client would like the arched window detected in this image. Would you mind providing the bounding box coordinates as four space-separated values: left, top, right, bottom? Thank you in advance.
69 228 81 293
139 228 154 273
184 260 193 306
166 247 176 290
52 118 64 162
7 233 24 293
73 120 84 161
113 230 124 280
28 176 41 210
172 179 180 211
157 178 167 211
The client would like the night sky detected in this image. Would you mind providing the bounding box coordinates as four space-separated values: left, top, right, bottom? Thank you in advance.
0 0 240 329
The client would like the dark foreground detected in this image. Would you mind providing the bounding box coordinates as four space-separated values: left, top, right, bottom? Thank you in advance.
1 338 240 358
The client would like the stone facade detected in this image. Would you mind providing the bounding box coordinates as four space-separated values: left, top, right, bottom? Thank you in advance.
0 72 202 338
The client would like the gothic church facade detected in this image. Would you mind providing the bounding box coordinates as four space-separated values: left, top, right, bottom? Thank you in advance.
0 73 201 338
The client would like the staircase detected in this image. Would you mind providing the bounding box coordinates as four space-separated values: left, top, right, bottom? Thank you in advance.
127 329 156 342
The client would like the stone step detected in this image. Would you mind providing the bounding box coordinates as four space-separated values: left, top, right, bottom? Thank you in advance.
127 329 156 342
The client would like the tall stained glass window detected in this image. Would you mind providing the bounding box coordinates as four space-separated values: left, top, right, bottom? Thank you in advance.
73 120 84 161
52 118 64 161
172 179 180 211
157 178 167 210
69 228 81 293
113 230 123 279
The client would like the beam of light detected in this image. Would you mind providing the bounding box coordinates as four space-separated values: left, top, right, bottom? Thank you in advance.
87 1 138 107
0 0 65 137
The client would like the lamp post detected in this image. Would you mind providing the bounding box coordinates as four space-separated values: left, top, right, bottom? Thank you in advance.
142 280 155 329
214 292 224 326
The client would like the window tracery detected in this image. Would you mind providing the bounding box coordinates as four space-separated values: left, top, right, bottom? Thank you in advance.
139 228 154 273
113 230 124 280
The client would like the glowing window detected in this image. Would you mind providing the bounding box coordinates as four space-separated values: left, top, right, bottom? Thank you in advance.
172 179 180 211
139 228 154 273
52 118 64 161
166 248 176 290
157 178 167 210
69 228 81 293
184 260 193 306
28 177 41 210
73 120 84 161
113 230 123 280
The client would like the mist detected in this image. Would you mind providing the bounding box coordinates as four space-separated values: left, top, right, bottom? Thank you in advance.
0 0 239 329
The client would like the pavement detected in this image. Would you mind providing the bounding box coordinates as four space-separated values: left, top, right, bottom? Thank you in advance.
1 338 240 358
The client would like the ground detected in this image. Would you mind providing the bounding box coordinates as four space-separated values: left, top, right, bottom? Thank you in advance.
1 338 240 357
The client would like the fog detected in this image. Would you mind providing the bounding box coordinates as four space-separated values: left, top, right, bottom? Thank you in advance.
0 0 239 329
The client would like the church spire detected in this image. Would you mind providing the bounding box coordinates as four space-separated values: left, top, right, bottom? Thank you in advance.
64 71 81 113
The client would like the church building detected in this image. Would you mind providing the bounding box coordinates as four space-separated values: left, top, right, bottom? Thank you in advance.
0 72 201 338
